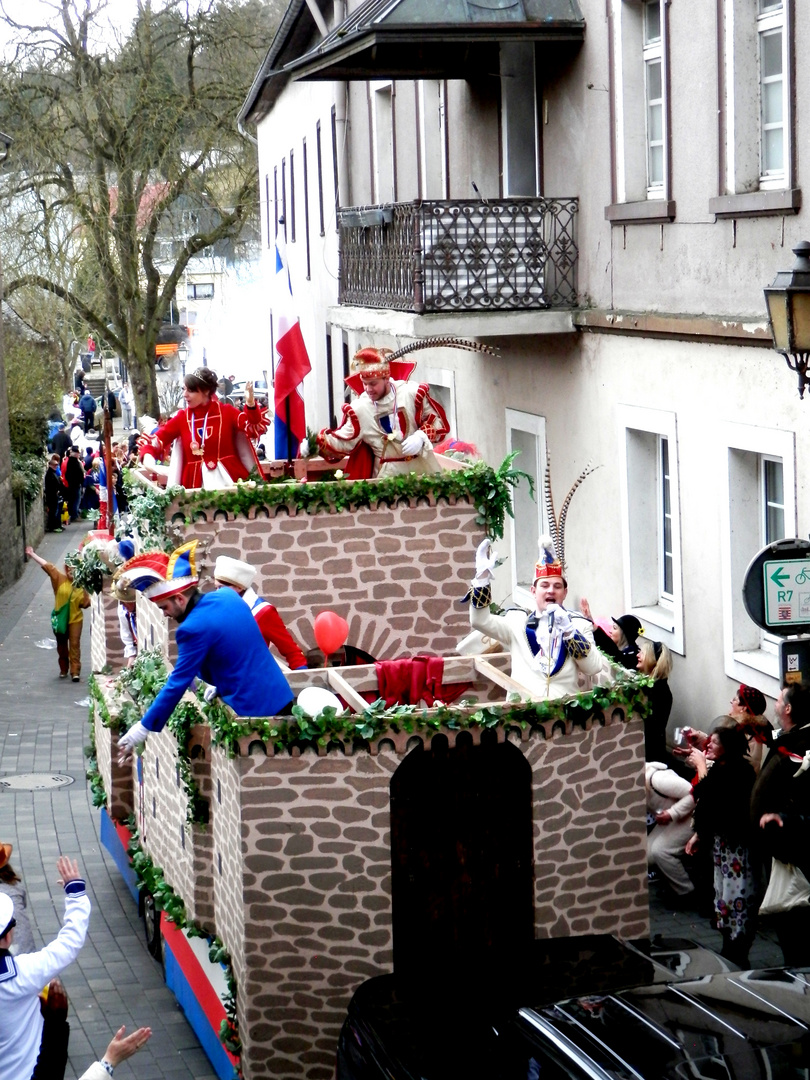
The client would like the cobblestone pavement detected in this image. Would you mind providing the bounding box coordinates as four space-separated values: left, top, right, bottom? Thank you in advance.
0 527 217 1080
0 522 787 1080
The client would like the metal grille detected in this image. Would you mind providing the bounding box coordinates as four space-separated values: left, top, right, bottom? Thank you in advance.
338 197 577 313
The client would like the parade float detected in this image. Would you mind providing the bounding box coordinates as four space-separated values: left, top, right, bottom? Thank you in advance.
85 450 654 1080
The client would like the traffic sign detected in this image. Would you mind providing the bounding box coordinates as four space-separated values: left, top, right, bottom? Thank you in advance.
743 538 810 636
764 559 810 626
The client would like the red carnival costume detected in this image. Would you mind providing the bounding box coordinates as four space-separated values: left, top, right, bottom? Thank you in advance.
317 346 451 480
141 398 268 489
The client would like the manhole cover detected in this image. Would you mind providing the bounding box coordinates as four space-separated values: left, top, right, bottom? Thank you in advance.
0 773 74 791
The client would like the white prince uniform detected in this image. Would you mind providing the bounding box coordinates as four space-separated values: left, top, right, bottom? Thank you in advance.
470 603 602 701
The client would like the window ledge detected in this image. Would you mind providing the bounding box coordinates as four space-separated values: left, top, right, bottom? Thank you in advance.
629 603 684 656
733 648 778 677
727 649 781 701
709 189 801 219
605 200 676 225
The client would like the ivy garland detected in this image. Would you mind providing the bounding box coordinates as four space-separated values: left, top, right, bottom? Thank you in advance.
93 644 651 764
65 547 114 595
167 700 210 827
122 471 179 551
83 707 107 808
201 667 653 758
127 833 242 1073
100 651 209 827
125 452 532 545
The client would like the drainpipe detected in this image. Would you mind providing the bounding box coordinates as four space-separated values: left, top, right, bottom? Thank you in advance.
303 0 328 38
238 119 258 146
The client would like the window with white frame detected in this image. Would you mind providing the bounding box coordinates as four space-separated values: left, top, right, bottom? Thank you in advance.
505 410 546 600
659 435 674 600
607 0 671 211
420 365 456 443
371 81 395 203
758 0 787 186
718 421 796 694
716 0 794 200
417 81 447 199
643 1 664 193
617 405 684 654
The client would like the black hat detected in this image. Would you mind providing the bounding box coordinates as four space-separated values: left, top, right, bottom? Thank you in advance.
612 614 643 644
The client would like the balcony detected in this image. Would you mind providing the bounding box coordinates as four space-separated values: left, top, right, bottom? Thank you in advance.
337 198 578 317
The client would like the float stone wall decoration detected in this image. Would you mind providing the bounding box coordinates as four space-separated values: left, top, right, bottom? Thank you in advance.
135 709 648 1080
91 682 134 821
90 582 126 673
137 721 215 931
144 484 486 661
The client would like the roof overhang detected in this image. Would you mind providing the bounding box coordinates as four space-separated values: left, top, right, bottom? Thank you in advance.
283 0 585 82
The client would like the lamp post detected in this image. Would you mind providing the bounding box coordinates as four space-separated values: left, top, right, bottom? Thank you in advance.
177 341 188 378
764 240 810 398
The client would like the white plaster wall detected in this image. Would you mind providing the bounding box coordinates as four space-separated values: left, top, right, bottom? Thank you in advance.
436 330 803 733
250 0 810 743
256 75 342 429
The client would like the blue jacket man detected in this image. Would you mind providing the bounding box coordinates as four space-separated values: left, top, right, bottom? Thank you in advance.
117 542 293 758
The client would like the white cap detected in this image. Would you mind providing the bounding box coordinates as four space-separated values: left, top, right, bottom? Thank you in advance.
214 556 256 591
0 893 14 936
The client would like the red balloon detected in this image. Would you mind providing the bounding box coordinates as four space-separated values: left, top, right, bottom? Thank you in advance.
313 611 349 657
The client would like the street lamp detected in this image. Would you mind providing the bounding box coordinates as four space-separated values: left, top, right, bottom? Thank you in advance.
177 341 188 377
764 240 810 399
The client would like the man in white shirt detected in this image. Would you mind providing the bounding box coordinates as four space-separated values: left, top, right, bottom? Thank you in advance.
0 855 91 1080
466 536 602 701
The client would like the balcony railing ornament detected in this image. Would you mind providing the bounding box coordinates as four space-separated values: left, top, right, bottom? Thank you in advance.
338 197 578 314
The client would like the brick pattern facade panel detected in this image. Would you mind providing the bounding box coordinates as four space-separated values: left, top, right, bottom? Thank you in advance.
90 585 126 673
171 499 484 661
233 748 397 1080
138 727 214 928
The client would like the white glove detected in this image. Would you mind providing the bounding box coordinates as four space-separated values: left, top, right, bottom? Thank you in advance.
203 685 219 703
545 603 573 635
299 438 311 459
472 538 498 587
401 430 428 457
117 720 150 762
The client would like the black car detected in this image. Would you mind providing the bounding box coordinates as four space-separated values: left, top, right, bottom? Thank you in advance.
337 935 810 1080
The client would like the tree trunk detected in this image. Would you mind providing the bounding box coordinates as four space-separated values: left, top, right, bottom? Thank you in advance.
128 352 160 422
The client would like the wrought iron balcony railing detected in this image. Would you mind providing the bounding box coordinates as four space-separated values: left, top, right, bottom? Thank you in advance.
337 197 577 314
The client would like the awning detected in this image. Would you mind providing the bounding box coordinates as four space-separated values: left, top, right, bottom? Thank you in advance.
283 0 585 81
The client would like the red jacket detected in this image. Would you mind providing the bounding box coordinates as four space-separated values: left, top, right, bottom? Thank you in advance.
252 597 307 669
142 398 267 488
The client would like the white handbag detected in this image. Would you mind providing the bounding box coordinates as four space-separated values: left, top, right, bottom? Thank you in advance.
759 858 810 915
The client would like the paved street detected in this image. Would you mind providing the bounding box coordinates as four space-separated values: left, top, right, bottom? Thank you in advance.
0 523 784 1079
0 527 216 1080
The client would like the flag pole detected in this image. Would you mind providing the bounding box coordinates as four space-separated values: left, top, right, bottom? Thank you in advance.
286 397 293 467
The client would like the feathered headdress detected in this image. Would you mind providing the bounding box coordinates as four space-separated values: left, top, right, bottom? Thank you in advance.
344 337 498 395
535 457 600 578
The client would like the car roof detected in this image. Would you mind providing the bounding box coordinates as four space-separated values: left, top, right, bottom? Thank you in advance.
342 938 810 1080
526 967 810 1080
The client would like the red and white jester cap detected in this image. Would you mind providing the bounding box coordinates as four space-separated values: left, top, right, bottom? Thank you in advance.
120 541 199 603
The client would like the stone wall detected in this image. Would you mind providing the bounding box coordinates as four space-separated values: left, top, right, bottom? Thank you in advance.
166 710 648 1080
90 582 126 673
162 491 485 661
92 686 134 822
137 720 215 930
92 665 649 1080
135 586 176 665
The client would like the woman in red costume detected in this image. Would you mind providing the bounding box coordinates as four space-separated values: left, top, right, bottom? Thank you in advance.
140 367 268 489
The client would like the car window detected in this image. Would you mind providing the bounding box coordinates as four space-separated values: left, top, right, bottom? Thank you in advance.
500 1015 603 1080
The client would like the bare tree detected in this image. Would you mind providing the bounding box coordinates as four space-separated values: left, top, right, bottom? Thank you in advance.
0 0 281 417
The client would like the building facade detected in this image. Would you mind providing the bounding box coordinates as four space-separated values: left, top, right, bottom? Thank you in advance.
240 0 808 731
